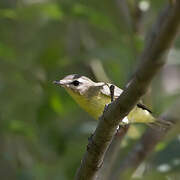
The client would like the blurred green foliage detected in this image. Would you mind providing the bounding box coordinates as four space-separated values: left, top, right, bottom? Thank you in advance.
0 0 180 179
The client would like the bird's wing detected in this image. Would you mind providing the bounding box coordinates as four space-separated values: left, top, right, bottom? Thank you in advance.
100 83 123 98
137 103 152 113
100 83 152 113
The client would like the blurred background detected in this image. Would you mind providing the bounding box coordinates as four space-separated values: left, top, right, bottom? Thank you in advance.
0 0 180 179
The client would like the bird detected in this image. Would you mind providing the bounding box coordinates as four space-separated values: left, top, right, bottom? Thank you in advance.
53 74 159 125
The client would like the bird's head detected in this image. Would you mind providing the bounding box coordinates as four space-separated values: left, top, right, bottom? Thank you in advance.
53 74 99 95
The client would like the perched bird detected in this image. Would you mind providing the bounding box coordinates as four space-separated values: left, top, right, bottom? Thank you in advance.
53 74 158 125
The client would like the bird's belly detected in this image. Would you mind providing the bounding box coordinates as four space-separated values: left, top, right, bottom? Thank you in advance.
127 106 154 123
83 99 155 124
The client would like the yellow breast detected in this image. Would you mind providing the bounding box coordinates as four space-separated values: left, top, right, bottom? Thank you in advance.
66 88 110 119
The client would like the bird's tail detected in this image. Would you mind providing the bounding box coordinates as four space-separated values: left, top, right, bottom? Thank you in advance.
148 118 173 130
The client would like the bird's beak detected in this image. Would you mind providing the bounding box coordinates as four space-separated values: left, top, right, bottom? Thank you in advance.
53 80 66 86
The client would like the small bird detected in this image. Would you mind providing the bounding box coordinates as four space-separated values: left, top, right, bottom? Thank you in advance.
53 74 158 125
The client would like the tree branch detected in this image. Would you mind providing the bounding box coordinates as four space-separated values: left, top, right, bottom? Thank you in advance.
75 2 180 180
96 125 129 180
112 100 180 180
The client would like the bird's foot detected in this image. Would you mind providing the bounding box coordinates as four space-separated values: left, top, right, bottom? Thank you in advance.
115 124 129 136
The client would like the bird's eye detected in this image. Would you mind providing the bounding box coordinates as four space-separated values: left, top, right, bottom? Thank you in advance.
72 80 80 86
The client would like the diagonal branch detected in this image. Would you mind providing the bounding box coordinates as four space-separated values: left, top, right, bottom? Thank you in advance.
75 2 180 180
